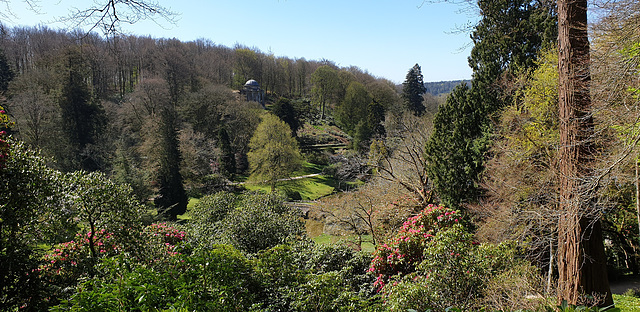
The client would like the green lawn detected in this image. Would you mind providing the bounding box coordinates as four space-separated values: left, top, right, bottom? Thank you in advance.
613 294 640 311
241 162 336 200
313 233 375 253
176 197 200 221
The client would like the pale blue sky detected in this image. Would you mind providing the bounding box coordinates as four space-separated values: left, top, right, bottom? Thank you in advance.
2 0 478 83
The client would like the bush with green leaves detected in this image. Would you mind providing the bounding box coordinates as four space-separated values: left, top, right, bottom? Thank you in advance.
0 139 69 310
187 191 305 254
254 241 380 312
369 204 541 311
369 204 463 288
187 191 237 247
382 224 539 311
218 192 305 254
51 244 259 311
63 171 145 252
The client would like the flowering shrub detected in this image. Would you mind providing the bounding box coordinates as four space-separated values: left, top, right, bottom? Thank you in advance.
40 223 187 287
39 230 119 286
369 204 463 288
143 222 187 257
145 222 187 246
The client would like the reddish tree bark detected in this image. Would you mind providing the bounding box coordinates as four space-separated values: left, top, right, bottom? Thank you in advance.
556 0 613 306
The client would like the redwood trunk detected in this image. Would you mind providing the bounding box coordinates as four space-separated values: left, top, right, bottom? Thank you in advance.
556 0 613 306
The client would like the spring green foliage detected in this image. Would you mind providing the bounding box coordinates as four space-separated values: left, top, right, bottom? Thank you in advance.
475 48 560 273
311 65 340 119
248 113 303 192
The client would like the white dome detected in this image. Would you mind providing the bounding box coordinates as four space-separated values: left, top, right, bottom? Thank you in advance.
245 79 259 86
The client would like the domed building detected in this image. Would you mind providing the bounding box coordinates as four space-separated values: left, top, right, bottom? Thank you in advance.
241 79 265 107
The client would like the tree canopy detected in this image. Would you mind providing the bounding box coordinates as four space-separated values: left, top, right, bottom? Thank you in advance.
247 113 303 192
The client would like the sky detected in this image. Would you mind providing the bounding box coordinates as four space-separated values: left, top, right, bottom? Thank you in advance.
2 0 479 83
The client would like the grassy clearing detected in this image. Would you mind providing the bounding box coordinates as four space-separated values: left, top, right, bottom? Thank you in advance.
613 294 640 311
177 198 200 221
312 233 375 253
242 162 336 200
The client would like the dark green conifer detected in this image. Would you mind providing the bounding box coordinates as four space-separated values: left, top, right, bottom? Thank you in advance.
401 64 427 115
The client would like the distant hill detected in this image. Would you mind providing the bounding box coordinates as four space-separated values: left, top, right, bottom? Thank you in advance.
424 80 471 96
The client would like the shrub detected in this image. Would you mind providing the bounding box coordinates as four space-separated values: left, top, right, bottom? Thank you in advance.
369 204 463 287
220 192 305 254
254 241 379 311
187 191 236 248
51 244 258 311
375 205 540 311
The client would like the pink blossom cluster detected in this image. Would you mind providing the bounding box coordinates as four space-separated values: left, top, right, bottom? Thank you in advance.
368 204 461 291
145 222 187 246
38 229 118 279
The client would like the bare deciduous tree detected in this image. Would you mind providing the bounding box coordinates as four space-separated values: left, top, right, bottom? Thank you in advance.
369 111 435 206
1 0 177 36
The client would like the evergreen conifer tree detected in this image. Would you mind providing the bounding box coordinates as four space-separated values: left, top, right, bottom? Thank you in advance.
401 63 427 115
0 48 13 95
426 0 557 207
58 48 105 172
155 107 188 220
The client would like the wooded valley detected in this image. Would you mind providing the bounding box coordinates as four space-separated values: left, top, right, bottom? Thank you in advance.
2 0 640 311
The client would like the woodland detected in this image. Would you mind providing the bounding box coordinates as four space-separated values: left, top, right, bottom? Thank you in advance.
2 0 640 311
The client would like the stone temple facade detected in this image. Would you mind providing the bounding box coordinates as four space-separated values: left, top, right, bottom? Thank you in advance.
241 79 265 107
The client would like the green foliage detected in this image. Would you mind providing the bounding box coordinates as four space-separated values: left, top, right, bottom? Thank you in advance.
336 81 371 136
0 105 11 169
64 171 145 255
612 294 640 312
248 113 303 191
311 65 340 119
469 0 557 84
0 140 64 310
220 192 305 254
58 47 106 172
52 244 258 312
369 205 464 286
545 300 620 312
272 97 303 136
217 127 236 175
254 242 379 311
425 83 488 208
155 105 188 220
477 47 559 260
427 0 557 209
401 63 427 115
187 191 236 248
372 204 539 311
382 224 533 311
0 48 13 94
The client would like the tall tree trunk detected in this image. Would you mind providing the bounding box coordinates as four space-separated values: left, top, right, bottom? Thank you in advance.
556 0 613 306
